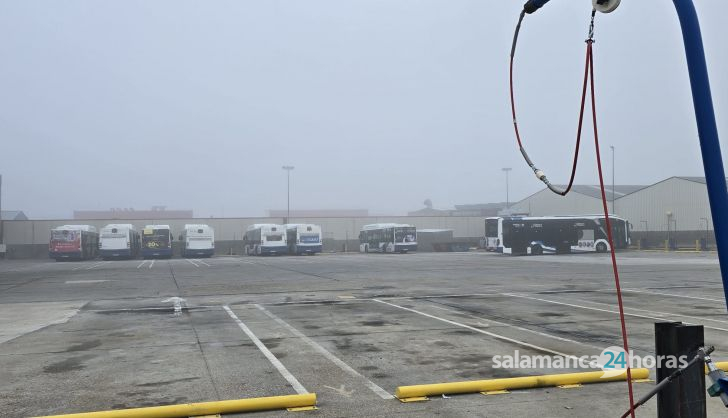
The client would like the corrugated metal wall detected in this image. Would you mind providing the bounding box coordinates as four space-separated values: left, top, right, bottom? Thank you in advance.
618 178 712 232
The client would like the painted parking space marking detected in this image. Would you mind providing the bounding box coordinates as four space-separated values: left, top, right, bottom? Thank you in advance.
548 293 728 327
254 303 394 400
502 293 728 333
223 305 308 395
618 288 724 303
194 259 211 267
65 280 111 284
415 299 605 351
373 299 579 360
83 261 109 270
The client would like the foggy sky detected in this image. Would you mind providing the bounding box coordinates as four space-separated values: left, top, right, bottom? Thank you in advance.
1 0 726 219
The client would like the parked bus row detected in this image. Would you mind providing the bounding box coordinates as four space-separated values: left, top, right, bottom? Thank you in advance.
49 222 421 260
49 224 215 261
49 216 632 260
484 215 631 255
243 224 323 256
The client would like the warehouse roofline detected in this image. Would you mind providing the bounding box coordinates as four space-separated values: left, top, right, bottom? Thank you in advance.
511 184 648 206
616 176 728 199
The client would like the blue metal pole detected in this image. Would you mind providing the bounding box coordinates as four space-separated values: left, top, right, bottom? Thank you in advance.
673 0 728 309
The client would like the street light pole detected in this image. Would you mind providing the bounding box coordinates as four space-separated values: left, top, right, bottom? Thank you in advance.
502 167 512 212
282 166 294 223
610 145 615 214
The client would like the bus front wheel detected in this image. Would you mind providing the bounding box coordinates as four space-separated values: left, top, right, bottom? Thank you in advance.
531 245 543 255
596 242 608 253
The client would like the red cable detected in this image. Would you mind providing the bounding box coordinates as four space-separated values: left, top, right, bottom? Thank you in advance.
510 15 637 415
587 41 637 417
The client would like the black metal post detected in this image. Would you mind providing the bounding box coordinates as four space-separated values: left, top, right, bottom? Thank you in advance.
655 322 706 418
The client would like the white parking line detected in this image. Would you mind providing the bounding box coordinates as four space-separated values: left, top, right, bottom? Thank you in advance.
73 262 101 271
419 300 604 351
501 293 728 333
85 261 107 270
255 303 394 400
186 259 200 267
195 259 211 267
379 293 502 300
137 260 148 269
373 299 578 360
149 259 155 269
65 280 111 284
551 294 728 327
223 305 308 395
619 288 724 303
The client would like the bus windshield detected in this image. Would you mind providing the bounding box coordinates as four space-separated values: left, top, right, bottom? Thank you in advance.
143 229 170 247
485 219 499 237
51 230 78 241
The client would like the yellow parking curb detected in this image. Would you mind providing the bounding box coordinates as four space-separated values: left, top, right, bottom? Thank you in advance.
34 393 317 418
706 361 728 374
396 369 649 401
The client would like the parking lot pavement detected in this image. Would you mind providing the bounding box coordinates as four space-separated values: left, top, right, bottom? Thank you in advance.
0 251 726 417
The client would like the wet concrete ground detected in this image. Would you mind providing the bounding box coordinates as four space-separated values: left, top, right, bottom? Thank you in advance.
0 251 726 417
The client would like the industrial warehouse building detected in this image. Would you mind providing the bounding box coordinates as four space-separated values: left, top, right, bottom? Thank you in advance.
508 176 720 247
507 184 646 217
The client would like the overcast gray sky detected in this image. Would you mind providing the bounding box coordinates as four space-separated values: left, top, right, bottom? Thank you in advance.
1 0 726 219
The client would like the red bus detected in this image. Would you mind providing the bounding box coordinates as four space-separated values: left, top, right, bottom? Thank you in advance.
49 225 99 261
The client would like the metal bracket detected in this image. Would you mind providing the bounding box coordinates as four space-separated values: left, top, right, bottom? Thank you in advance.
397 396 429 403
481 390 510 395
287 406 318 412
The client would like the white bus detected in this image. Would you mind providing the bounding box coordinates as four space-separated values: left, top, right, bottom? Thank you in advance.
244 224 287 255
180 224 215 258
359 223 417 253
141 225 173 259
485 215 631 255
285 224 323 255
99 224 141 260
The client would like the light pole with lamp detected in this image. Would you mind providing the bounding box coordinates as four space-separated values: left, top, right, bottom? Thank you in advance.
610 145 615 214
282 166 294 223
502 167 512 213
